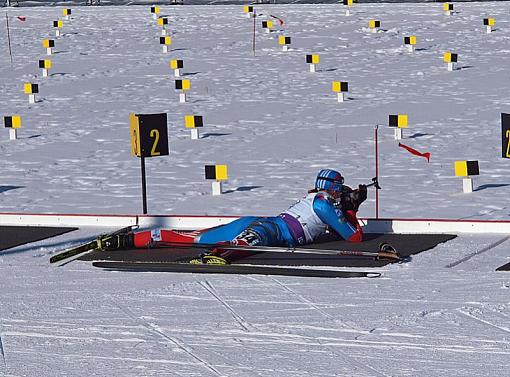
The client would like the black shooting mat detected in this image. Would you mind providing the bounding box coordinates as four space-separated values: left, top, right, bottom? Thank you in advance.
496 262 510 271
80 233 457 268
0 225 78 252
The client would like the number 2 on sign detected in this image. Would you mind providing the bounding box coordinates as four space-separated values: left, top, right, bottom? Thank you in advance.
150 129 161 156
507 130 510 158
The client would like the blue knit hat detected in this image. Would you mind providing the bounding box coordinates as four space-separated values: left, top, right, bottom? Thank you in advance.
315 169 344 192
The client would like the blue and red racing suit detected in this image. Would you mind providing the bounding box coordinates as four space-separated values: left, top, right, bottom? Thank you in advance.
197 191 361 246
131 187 366 262
194 190 363 261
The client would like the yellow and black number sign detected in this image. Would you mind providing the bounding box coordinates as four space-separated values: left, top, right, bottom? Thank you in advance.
130 113 169 158
502 113 510 159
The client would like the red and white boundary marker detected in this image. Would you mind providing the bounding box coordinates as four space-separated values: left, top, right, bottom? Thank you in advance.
2 212 510 234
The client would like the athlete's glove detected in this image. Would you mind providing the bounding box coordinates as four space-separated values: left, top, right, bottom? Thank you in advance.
357 184 367 202
346 184 367 211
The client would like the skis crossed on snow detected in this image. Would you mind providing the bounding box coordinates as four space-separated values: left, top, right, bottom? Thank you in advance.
49 227 401 277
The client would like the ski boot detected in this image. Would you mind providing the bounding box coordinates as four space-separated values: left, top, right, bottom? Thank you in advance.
96 232 134 251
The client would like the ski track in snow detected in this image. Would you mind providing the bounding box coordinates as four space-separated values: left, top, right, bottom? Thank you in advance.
198 279 255 332
0 331 6 371
112 298 225 376
445 235 510 268
0 3 509 376
455 307 510 335
270 277 338 321
269 278 391 377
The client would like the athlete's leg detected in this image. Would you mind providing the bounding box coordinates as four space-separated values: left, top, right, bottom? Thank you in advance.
216 217 289 262
129 217 258 248
195 217 258 244
190 217 262 265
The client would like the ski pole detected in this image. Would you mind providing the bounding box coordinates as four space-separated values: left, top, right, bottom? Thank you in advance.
156 241 401 261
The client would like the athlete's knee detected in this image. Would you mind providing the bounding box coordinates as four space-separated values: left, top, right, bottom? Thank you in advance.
233 227 263 246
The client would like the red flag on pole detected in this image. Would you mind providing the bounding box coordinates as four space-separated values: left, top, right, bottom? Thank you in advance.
270 14 284 26
398 142 431 162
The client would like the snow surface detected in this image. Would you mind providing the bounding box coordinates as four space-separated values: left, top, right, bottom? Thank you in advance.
0 3 509 376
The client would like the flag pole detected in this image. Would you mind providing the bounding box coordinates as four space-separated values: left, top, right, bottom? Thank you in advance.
5 13 13 65
252 9 256 56
375 125 379 219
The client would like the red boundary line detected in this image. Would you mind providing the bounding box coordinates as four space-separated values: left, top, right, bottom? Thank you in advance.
0 212 133 218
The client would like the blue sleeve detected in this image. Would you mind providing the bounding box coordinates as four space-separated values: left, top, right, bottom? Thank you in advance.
313 194 357 240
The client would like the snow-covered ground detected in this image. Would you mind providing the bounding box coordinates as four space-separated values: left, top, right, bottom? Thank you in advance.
0 3 509 376
2 2 510 219
1 229 509 376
